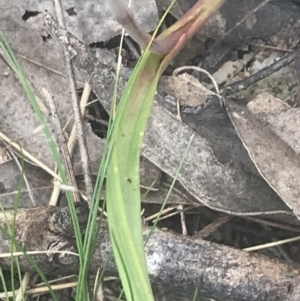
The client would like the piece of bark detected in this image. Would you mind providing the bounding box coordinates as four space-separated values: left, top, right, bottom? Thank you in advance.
1 206 300 300
0 204 89 273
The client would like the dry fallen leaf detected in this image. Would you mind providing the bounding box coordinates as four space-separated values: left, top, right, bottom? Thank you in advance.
225 96 300 220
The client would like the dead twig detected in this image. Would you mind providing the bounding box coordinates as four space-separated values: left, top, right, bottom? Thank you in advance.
1 208 300 300
223 51 296 95
42 88 81 203
52 0 93 203
243 216 300 233
192 215 232 239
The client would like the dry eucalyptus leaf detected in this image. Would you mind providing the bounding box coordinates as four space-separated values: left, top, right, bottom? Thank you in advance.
225 97 300 220
0 58 94 175
144 100 291 217
247 93 300 155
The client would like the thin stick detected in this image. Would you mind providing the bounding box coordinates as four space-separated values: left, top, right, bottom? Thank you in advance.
53 0 93 202
68 82 92 157
243 216 300 233
179 205 188 235
49 82 92 206
252 43 293 53
84 114 109 126
42 88 80 203
244 235 300 252
145 206 177 222
48 178 61 206
192 215 232 240
151 205 197 222
28 281 78 294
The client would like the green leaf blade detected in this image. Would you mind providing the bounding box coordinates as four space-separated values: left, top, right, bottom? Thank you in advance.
106 52 163 301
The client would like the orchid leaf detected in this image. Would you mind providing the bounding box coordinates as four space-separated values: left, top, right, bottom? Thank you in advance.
106 1 226 300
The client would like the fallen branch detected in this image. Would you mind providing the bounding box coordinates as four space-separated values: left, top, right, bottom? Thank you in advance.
0 206 300 300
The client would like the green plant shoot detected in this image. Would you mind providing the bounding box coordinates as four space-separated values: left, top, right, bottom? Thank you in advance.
106 0 226 300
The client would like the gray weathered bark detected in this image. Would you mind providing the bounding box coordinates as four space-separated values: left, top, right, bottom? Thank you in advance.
1 206 300 301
